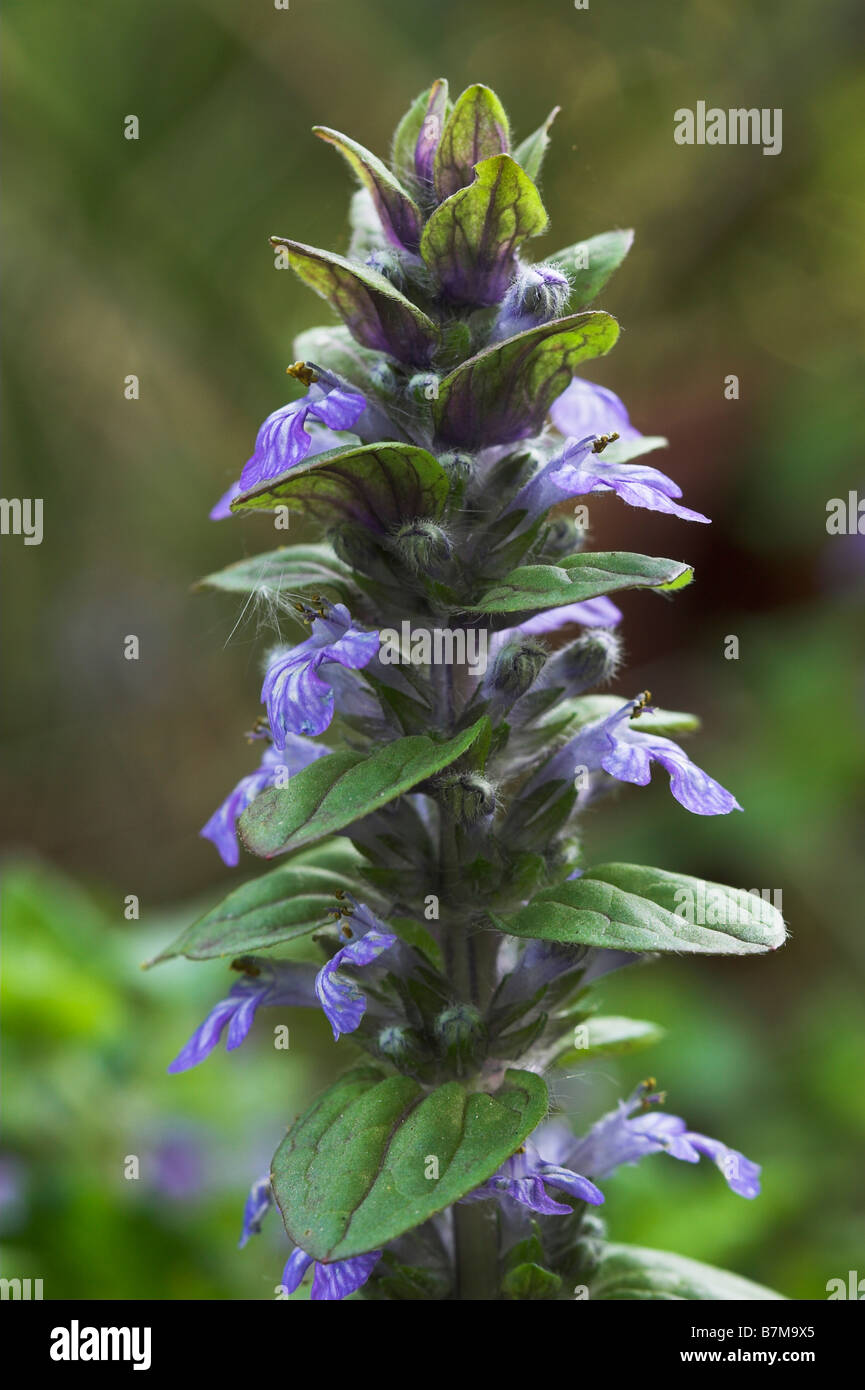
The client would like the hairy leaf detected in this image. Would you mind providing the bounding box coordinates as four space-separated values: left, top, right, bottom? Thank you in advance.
434 83 510 200
240 718 491 858
271 1066 547 1261
231 442 450 532
494 864 787 955
390 78 450 192
421 155 548 305
315 126 423 251
148 841 365 963
271 237 439 365
195 544 355 602
433 312 619 449
470 552 693 615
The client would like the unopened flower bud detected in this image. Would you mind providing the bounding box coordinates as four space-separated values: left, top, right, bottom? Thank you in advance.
491 638 547 700
408 372 441 404
434 1004 488 1072
438 451 473 485
437 772 496 824
369 360 399 396
392 519 452 574
541 515 585 558
511 262 570 319
556 628 621 695
376 1024 429 1070
366 248 408 291
493 262 571 340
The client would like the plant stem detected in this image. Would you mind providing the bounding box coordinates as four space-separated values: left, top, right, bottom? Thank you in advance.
453 1201 500 1301
436 663 501 1297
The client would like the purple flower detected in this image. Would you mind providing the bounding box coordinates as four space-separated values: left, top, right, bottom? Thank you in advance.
210 369 366 519
509 434 709 528
282 1247 382 1301
150 1132 205 1201
535 693 742 816
239 1175 273 1248
550 376 643 444
514 596 623 631
262 603 380 746
201 736 329 867
557 1081 761 1199
168 959 318 1073
463 1137 604 1215
315 898 399 1039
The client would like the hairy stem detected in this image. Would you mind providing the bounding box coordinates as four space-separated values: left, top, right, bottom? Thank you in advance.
437 657 501 1297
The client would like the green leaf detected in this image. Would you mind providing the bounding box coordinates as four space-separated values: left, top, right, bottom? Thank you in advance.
231 442 451 531
434 83 510 200
195 544 355 602
271 1066 547 1261
293 323 386 398
502 1262 562 1300
599 433 669 465
314 126 423 251
421 155 547 307
470 552 694 615
513 106 560 180
536 694 701 740
589 1244 786 1301
390 78 449 190
551 1015 665 1064
432 312 620 449
494 864 787 955
550 229 635 308
146 841 365 965
270 237 439 365
347 188 387 261
239 718 491 858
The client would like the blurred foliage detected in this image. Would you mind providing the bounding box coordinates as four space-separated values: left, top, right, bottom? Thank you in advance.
1 0 863 1299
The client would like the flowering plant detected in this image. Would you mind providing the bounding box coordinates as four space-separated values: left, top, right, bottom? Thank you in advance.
154 82 786 1301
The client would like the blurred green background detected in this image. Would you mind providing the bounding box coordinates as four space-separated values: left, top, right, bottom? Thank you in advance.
2 0 863 1299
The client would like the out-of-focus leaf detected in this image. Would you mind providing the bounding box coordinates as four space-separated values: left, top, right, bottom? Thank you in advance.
513 107 561 181
590 1243 786 1300
550 229 635 308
